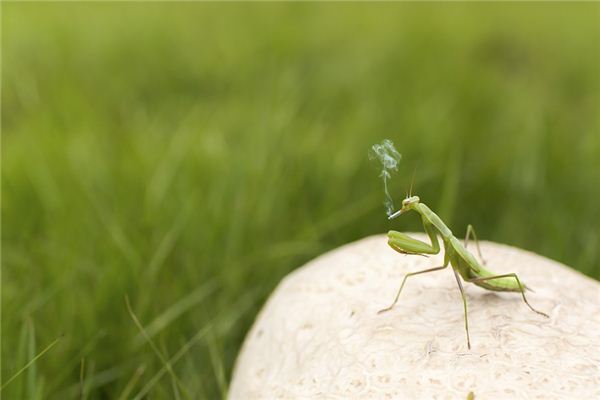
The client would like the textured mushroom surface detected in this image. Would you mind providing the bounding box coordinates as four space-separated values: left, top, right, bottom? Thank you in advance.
230 234 600 399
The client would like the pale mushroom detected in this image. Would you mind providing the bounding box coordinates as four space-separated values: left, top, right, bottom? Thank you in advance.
230 234 600 399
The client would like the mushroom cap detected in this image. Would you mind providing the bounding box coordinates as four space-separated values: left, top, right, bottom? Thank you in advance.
230 234 600 399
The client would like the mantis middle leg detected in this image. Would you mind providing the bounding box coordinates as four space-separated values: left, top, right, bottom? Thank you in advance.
452 268 471 349
466 273 549 318
377 263 448 314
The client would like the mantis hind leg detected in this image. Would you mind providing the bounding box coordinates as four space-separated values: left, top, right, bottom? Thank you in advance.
464 224 486 265
377 264 448 314
467 273 549 318
452 268 471 350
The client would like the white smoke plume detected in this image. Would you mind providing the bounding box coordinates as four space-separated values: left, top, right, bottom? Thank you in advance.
369 139 402 216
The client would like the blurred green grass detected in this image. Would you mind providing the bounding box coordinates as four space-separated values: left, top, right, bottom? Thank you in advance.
2 2 599 398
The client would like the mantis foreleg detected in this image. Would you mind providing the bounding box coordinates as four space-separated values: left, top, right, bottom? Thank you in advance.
388 219 441 256
467 273 549 318
381 220 446 313
464 224 486 265
377 264 448 314
452 268 471 349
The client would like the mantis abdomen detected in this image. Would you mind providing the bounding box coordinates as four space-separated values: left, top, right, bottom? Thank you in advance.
467 265 527 292
451 238 527 293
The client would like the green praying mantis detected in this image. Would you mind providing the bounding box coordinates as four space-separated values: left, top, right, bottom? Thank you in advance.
377 195 549 349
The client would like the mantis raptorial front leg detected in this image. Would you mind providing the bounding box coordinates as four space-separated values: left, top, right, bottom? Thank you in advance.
388 224 440 256
464 224 486 265
379 222 447 313
466 273 549 318
377 264 448 314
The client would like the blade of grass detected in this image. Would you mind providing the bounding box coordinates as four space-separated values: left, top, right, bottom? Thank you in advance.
133 288 258 400
206 329 227 399
117 364 146 400
0 335 63 391
81 359 95 400
124 295 188 400
45 330 106 395
79 358 85 400
33 376 45 400
56 363 129 399
307 192 380 239
133 280 217 348
132 325 212 400
27 319 36 399
13 322 29 399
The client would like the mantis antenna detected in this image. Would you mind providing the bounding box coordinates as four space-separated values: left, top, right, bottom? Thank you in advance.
390 169 417 220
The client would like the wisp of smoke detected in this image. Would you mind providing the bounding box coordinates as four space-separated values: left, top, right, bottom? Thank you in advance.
369 139 402 216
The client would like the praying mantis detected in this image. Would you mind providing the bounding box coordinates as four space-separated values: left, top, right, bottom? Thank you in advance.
377 195 549 349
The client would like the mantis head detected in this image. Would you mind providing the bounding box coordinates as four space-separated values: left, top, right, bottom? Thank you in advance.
388 196 420 219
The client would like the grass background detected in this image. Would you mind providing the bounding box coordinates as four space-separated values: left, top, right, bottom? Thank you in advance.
2 3 599 399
